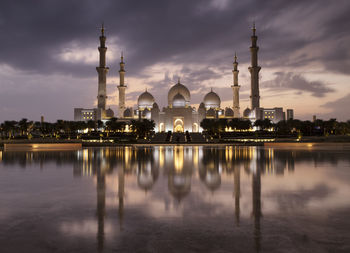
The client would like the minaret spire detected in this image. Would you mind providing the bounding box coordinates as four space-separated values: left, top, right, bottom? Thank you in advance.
96 23 109 113
101 22 105 36
118 52 127 117
249 22 261 110
232 52 240 118
252 21 256 36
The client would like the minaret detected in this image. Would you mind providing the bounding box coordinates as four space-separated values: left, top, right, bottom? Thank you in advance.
248 23 261 110
232 52 240 118
117 52 127 118
96 24 109 112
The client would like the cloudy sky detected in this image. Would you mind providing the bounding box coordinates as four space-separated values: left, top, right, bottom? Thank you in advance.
0 0 349 122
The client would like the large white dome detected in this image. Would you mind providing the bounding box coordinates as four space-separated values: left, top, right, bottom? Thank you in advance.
172 93 186 108
138 90 155 109
203 90 221 109
168 81 190 107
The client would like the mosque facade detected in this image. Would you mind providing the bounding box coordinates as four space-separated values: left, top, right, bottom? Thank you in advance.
74 24 293 131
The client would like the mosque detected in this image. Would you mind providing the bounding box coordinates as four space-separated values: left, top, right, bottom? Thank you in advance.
74 24 293 132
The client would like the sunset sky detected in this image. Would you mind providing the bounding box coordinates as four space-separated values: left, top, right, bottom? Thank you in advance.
0 0 349 122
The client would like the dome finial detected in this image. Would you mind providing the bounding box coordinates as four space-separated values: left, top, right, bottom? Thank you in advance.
178 77 180 84
211 87 213 92
101 22 105 36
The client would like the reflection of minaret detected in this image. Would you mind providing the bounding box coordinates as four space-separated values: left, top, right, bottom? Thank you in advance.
234 164 240 226
96 23 109 112
232 52 241 118
118 53 127 118
249 23 261 110
252 149 262 253
96 167 106 253
118 166 125 230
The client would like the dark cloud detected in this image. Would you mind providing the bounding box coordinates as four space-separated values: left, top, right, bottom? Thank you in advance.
0 0 349 76
261 72 335 97
0 0 349 120
320 93 350 121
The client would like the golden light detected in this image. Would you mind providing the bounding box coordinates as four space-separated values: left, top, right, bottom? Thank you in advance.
193 146 199 167
125 147 131 166
159 146 164 168
174 146 184 172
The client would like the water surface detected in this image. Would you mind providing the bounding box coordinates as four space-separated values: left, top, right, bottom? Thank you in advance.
1 145 350 253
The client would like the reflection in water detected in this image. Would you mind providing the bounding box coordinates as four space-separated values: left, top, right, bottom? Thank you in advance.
118 162 124 232
96 164 105 253
234 160 240 226
253 149 262 253
1 145 350 252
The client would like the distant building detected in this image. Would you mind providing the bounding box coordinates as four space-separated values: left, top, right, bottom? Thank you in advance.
286 109 294 120
261 108 285 123
74 108 102 121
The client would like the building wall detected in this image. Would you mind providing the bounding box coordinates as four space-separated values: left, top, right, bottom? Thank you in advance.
74 108 102 121
261 107 284 123
159 107 197 132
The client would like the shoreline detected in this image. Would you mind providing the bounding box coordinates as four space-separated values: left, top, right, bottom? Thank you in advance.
1 137 350 150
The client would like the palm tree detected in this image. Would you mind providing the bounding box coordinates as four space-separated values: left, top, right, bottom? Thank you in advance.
2 121 17 139
230 119 252 131
254 119 273 131
18 118 32 137
130 119 155 139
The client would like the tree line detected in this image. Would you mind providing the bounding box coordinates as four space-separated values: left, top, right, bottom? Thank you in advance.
0 118 155 140
1 117 349 141
200 118 350 137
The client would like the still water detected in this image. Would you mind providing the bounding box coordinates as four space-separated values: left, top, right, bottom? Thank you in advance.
0 145 350 253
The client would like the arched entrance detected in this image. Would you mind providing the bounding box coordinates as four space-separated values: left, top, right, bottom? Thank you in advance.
173 118 184 132
192 123 198 132
159 123 165 132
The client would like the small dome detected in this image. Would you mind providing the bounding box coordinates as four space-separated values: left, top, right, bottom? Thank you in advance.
105 108 114 118
225 107 234 117
168 81 191 106
138 90 155 109
203 90 221 109
172 93 186 108
243 107 251 118
206 108 215 117
142 108 151 118
152 102 159 109
123 108 132 118
198 102 206 115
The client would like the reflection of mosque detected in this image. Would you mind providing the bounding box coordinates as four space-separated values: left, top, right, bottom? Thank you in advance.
3 147 347 172
72 147 267 252
2 147 348 252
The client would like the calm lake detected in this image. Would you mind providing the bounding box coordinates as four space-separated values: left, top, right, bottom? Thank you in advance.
1 145 350 253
